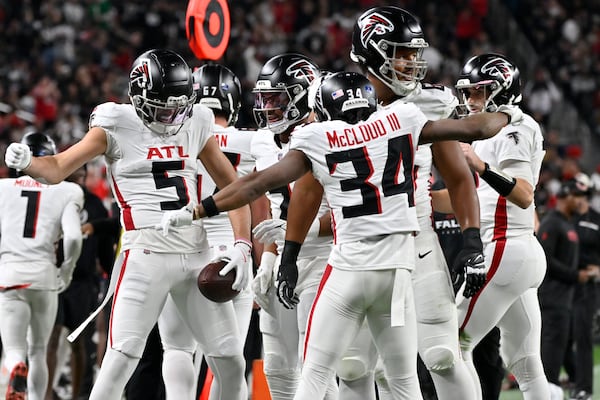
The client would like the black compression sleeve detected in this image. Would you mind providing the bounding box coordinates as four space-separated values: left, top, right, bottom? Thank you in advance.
479 163 517 197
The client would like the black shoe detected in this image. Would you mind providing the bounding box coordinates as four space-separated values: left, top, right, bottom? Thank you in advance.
569 390 593 400
5 362 28 400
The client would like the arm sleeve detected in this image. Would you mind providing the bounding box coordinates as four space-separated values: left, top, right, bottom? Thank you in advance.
60 201 83 271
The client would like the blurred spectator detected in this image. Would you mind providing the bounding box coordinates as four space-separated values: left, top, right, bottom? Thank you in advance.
524 65 562 126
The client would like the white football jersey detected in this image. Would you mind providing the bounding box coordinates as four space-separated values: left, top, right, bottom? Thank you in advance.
250 130 331 258
0 176 83 288
471 112 545 244
90 102 214 253
404 83 458 229
198 125 256 245
291 101 426 245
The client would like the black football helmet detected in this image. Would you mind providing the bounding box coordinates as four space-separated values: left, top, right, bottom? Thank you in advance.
350 6 428 96
314 72 378 124
253 53 320 134
9 132 57 178
22 132 56 156
193 64 242 126
455 53 522 115
128 49 196 135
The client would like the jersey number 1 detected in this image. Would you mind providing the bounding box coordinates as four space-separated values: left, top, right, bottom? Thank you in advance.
21 190 41 238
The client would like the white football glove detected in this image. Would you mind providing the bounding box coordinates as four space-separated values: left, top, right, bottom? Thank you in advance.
213 239 252 292
252 218 319 244
57 262 75 293
251 251 277 295
5 143 32 170
253 219 286 244
496 105 523 125
155 202 196 236
252 251 277 313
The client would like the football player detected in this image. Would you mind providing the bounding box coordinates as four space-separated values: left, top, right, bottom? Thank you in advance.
338 6 485 399
157 63 257 399
157 69 521 400
4 49 252 400
0 132 83 400
245 53 337 400
452 53 549 399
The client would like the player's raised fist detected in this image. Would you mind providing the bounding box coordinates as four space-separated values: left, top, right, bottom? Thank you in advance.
5 143 32 170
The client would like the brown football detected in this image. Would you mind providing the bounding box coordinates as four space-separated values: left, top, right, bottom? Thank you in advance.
197 260 240 303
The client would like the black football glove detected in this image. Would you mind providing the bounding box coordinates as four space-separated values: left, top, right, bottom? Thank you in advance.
276 240 301 309
453 228 486 298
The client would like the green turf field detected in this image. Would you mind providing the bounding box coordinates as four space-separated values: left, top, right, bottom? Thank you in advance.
499 346 600 400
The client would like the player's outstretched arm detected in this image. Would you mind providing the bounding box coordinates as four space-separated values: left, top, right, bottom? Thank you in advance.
5 127 107 184
285 172 323 244
196 150 311 218
420 111 512 144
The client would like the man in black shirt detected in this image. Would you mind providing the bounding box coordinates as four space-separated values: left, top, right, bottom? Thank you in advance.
568 173 600 400
537 178 585 398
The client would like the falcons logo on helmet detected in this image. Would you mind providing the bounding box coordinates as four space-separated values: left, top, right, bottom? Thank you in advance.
480 58 514 87
359 12 394 47
130 59 153 89
286 60 318 84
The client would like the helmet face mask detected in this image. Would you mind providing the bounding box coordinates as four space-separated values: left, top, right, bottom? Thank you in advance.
314 72 378 124
193 64 242 126
456 53 522 117
253 53 320 134
351 6 428 97
128 49 196 135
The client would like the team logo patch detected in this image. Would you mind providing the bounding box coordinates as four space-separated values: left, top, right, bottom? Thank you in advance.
506 131 519 144
481 58 514 87
130 59 152 90
286 60 318 84
359 12 394 47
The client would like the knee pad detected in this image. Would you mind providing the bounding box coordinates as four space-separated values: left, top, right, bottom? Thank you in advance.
336 356 369 381
263 352 297 375
413 271 454 324
421 345 456 372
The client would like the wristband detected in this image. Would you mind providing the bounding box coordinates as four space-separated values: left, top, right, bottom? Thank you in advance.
280 240 302 266
201 196 220 217
234 238 253 251
461 227 482 251
480 162 516 197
